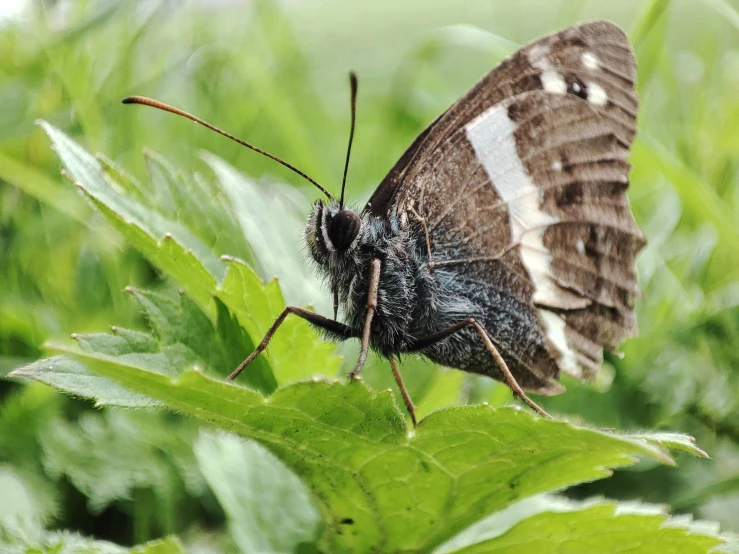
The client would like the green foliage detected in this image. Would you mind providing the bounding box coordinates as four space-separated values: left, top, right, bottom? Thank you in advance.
2 0 739 552
12 353 723 552
7 125 731 552
193 432 320 553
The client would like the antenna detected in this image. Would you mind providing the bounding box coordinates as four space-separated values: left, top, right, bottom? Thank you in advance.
339 72 358 210
122 96 334 200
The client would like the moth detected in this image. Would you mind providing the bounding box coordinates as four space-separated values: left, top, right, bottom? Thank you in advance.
125 20 645 423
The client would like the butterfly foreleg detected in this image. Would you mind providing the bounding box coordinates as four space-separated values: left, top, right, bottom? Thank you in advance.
228 306 355 381
408 319 552 418
348 258 382 380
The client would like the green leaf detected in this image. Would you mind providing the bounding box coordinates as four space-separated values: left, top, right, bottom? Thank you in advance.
38 122 340 387
0 150 87 224
10 355 158 408
0 519 187 554
194 431 320 552
441 498 724 553
40 120 222 310
218 257 341 384
0 517 129 554
200 153 324 307
15 353 711 553
53 287 277 394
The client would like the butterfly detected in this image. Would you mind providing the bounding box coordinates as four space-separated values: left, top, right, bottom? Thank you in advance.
125 20 645 424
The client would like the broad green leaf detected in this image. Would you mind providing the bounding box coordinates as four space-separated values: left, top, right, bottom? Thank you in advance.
194 431 321 553
15 354 709 553
436 496 729 553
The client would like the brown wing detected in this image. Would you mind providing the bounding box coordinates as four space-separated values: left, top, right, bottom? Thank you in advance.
369 21 644 382
366 20 637 216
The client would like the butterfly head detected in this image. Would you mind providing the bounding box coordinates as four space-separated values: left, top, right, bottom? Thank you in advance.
306 200 362 264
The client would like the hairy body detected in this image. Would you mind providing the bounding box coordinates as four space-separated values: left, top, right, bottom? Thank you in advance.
305 200 560 394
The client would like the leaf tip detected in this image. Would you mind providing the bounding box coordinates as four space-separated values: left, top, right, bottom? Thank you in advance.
652 450 677 466
695 448 711 459
7 368 27 379
35 119 52 131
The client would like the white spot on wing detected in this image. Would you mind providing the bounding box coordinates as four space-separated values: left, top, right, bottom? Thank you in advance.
551 160 562 172
541 71 567 94
576 239 585 253
528 44 566 95
582 52 599 70
465 105 582 375
587 82 608 106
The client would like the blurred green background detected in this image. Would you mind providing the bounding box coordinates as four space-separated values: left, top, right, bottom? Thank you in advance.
1 0 739 549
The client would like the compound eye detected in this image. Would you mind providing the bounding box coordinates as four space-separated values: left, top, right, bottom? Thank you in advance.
328 209 361 250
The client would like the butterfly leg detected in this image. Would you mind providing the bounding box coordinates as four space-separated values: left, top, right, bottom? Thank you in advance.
349 258 382 380
409 319 552 418
228 306 355 381
389 357 417 427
